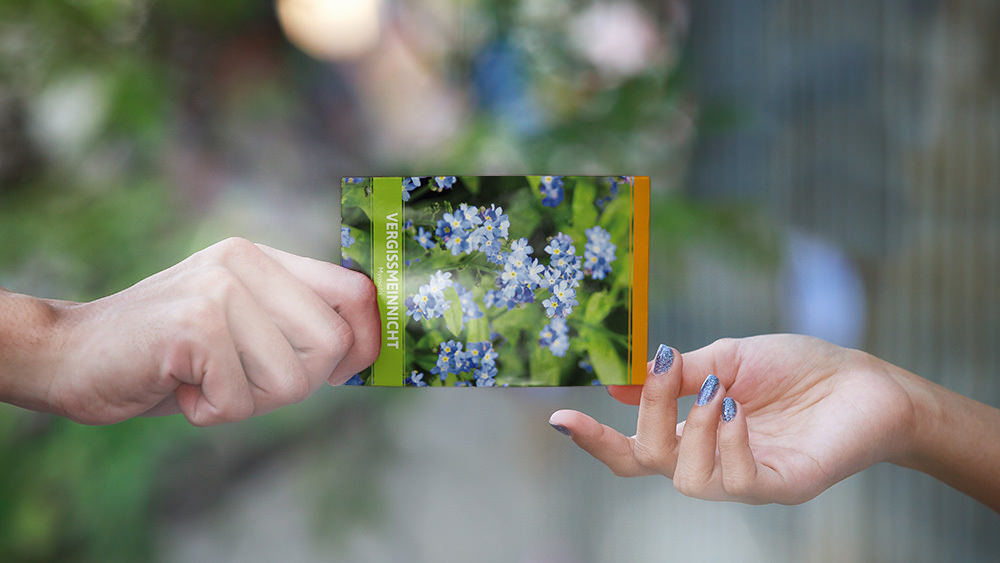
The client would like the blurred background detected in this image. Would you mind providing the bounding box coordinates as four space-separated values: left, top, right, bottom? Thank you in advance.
0 0 998 561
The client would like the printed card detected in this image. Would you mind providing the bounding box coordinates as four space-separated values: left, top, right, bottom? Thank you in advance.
340 176 648 386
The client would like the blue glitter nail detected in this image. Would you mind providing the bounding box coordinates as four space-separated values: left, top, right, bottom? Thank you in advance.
550 423 571 436
652 344 674 375
722 397 737 422
696 374 719 406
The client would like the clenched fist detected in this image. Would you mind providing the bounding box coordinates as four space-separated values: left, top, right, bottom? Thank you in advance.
0 237 380 426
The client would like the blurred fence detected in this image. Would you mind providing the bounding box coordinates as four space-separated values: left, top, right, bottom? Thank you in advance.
662 0 1000 559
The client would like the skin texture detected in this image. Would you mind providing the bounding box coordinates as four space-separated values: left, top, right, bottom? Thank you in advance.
0 237 381 426
550 334 1000 510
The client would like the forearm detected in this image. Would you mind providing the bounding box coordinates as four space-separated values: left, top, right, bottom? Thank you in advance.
0 287 70 414
894 366 1000 512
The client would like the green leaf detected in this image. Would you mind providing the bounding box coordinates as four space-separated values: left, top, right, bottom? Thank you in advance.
529 338 563 385
442 287 464 337
571 179 598 238
461 176 480 194
467 316 489 342
342 183 372 221
526 175 541 193
584 291 616 325
581 329 627 384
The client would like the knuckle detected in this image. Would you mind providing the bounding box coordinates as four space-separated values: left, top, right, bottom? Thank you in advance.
329 316 356 359
277 367 312 404
722 474 754 498
608 463 633 478
671 470 707 498
672 476 700 498
199 265 243 301
349 270 378 307
214 236 258 260
710 337 743 365
309 316 355 369
631 441 665 472
221 397 255 422
710 337 738 355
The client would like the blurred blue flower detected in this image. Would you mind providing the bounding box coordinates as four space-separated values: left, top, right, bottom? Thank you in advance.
485 242 545 310
430 339 498 385
584 226 617 280
542 280 578 318
538 318 570 357
541 233 583 318
344 177 366 184
406 370 429 387
341 256 353 268
544 232 575 257
607 175 632 197
579 359 594 373
431 339 464 378
433 176 457 191
445 231 469 255
455 282 484 323
406 270 453 321
344 374 365 385
471 36 542 136
402 177 422 201
539 176 565 207
415 226 435 250
474 364 498 387
341 226 355 248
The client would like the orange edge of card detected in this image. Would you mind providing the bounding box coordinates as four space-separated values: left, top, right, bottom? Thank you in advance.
631 177 649 385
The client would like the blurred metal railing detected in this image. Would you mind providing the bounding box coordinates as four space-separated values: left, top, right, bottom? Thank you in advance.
672 0 999 559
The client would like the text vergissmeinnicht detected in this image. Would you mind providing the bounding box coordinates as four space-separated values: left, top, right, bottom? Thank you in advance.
384 212 400 349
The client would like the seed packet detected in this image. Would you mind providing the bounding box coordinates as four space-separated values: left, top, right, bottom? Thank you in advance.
340 176 648 387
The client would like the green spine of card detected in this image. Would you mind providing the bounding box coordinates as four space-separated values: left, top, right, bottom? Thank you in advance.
370 177 404 385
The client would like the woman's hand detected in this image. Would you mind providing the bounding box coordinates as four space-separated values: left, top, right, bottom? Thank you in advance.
549 334 921 504
2 237 380 426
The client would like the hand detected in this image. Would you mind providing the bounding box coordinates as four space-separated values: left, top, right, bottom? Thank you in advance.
549 335 919 504
11 237 380 426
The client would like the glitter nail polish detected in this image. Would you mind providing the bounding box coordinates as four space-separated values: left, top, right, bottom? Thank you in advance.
652 344 674 375
550 423 571 436
722 397 737 422
696 374 720 406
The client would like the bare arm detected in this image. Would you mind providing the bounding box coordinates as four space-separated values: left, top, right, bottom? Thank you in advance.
550 335 1000 511
1 238 381 426
897 370 1000 511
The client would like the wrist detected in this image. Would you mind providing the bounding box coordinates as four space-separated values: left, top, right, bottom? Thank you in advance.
883 365 939 469
0 290 75 414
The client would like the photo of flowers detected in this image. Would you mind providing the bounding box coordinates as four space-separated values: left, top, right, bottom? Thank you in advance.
341 176 648 387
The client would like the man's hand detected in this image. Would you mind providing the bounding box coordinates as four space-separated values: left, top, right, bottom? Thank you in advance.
2 237 380 426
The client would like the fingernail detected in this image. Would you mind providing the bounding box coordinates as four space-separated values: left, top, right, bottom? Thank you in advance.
696 374 719 406
722 397 737 422
652 344 674 375
550 423 571 436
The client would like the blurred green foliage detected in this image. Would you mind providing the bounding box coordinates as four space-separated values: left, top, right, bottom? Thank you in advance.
0 0 777 560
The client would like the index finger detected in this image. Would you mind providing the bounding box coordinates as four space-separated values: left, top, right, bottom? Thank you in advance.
255 244 381 383
548 409 654 478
